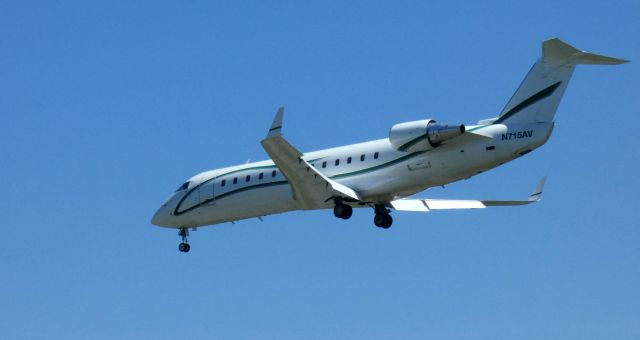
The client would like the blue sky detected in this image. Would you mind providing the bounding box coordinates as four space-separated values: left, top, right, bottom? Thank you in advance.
1 1 638 339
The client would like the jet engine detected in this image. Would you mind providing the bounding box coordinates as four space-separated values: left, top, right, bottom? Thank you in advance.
389 119 465 152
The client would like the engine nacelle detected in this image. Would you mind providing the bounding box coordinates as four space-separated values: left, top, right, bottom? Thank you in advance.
389 119 465 152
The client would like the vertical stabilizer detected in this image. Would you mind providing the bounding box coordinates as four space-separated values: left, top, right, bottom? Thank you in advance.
493 38 627 125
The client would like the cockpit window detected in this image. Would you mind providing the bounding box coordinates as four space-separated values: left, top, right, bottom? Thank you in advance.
175 182 189 192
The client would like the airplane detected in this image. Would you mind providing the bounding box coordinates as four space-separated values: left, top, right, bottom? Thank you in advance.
151 38 627 252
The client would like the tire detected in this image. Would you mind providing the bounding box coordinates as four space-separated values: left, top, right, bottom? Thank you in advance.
382 214 393 229
334 204 353 219
374 213 393 228
341 204 353 219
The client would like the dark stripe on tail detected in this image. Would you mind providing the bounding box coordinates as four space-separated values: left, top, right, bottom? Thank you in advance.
493 81 562 124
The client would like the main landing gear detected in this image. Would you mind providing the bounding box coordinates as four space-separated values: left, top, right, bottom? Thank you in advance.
333 201 353 220
333 200 393 229
374 204 393 229
178 227 190 253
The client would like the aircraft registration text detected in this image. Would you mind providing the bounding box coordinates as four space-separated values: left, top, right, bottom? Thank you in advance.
502 130 533 141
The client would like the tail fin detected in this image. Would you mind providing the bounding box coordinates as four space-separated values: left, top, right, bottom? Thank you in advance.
493 38 628 125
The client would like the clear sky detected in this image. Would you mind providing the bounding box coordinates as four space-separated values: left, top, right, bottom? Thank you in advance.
1 1 638 339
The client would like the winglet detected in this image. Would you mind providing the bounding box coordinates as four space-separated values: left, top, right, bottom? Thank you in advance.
266 107 284 139
528 176 547 202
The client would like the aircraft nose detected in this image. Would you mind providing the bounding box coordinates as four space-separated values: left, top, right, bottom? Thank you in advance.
151 205 171 227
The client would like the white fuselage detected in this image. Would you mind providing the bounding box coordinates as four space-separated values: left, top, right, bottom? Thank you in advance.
151 38 627 247
152 122 553 228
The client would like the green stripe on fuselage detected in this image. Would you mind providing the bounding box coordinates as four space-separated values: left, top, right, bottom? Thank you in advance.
174 150 427 215
175 180 289 215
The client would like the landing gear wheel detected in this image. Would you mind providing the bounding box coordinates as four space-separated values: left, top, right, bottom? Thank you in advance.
178 227 191 252
333 203 353 219
373 204 393 229
374 213 393 229
382 214 392 228
179 242 190 252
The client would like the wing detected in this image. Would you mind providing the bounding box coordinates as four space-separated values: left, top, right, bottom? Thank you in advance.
390 177 546 212
260 107 360 210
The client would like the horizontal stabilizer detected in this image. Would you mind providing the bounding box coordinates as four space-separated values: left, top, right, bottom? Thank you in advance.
543 38 629 66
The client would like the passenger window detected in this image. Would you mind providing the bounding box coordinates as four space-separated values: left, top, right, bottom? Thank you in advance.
347 157 352 164
233 177 238 184
322 161 327 168
221 179 226 187
335 159 340 166
272 170 277 177
246 175 251 182
374 152 379 159
259 173 263 180
360 154 365 162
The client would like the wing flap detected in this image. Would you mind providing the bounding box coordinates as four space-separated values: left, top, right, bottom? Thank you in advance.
426 199 486 210
389 199 430 212
391 199 486 211
391 177 546 212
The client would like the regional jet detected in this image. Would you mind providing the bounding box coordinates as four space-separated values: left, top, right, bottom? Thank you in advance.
151 38 627 252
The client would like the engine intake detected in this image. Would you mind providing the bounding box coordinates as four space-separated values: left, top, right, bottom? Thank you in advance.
389 119 465 152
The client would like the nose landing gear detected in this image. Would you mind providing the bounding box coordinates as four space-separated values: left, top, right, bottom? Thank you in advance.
178 227 190 253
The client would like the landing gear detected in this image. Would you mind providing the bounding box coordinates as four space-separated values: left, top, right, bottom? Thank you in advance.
333 203 353 219
178 242 190 252
374 213 393 228
178 227 190 253
373 204 393 229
